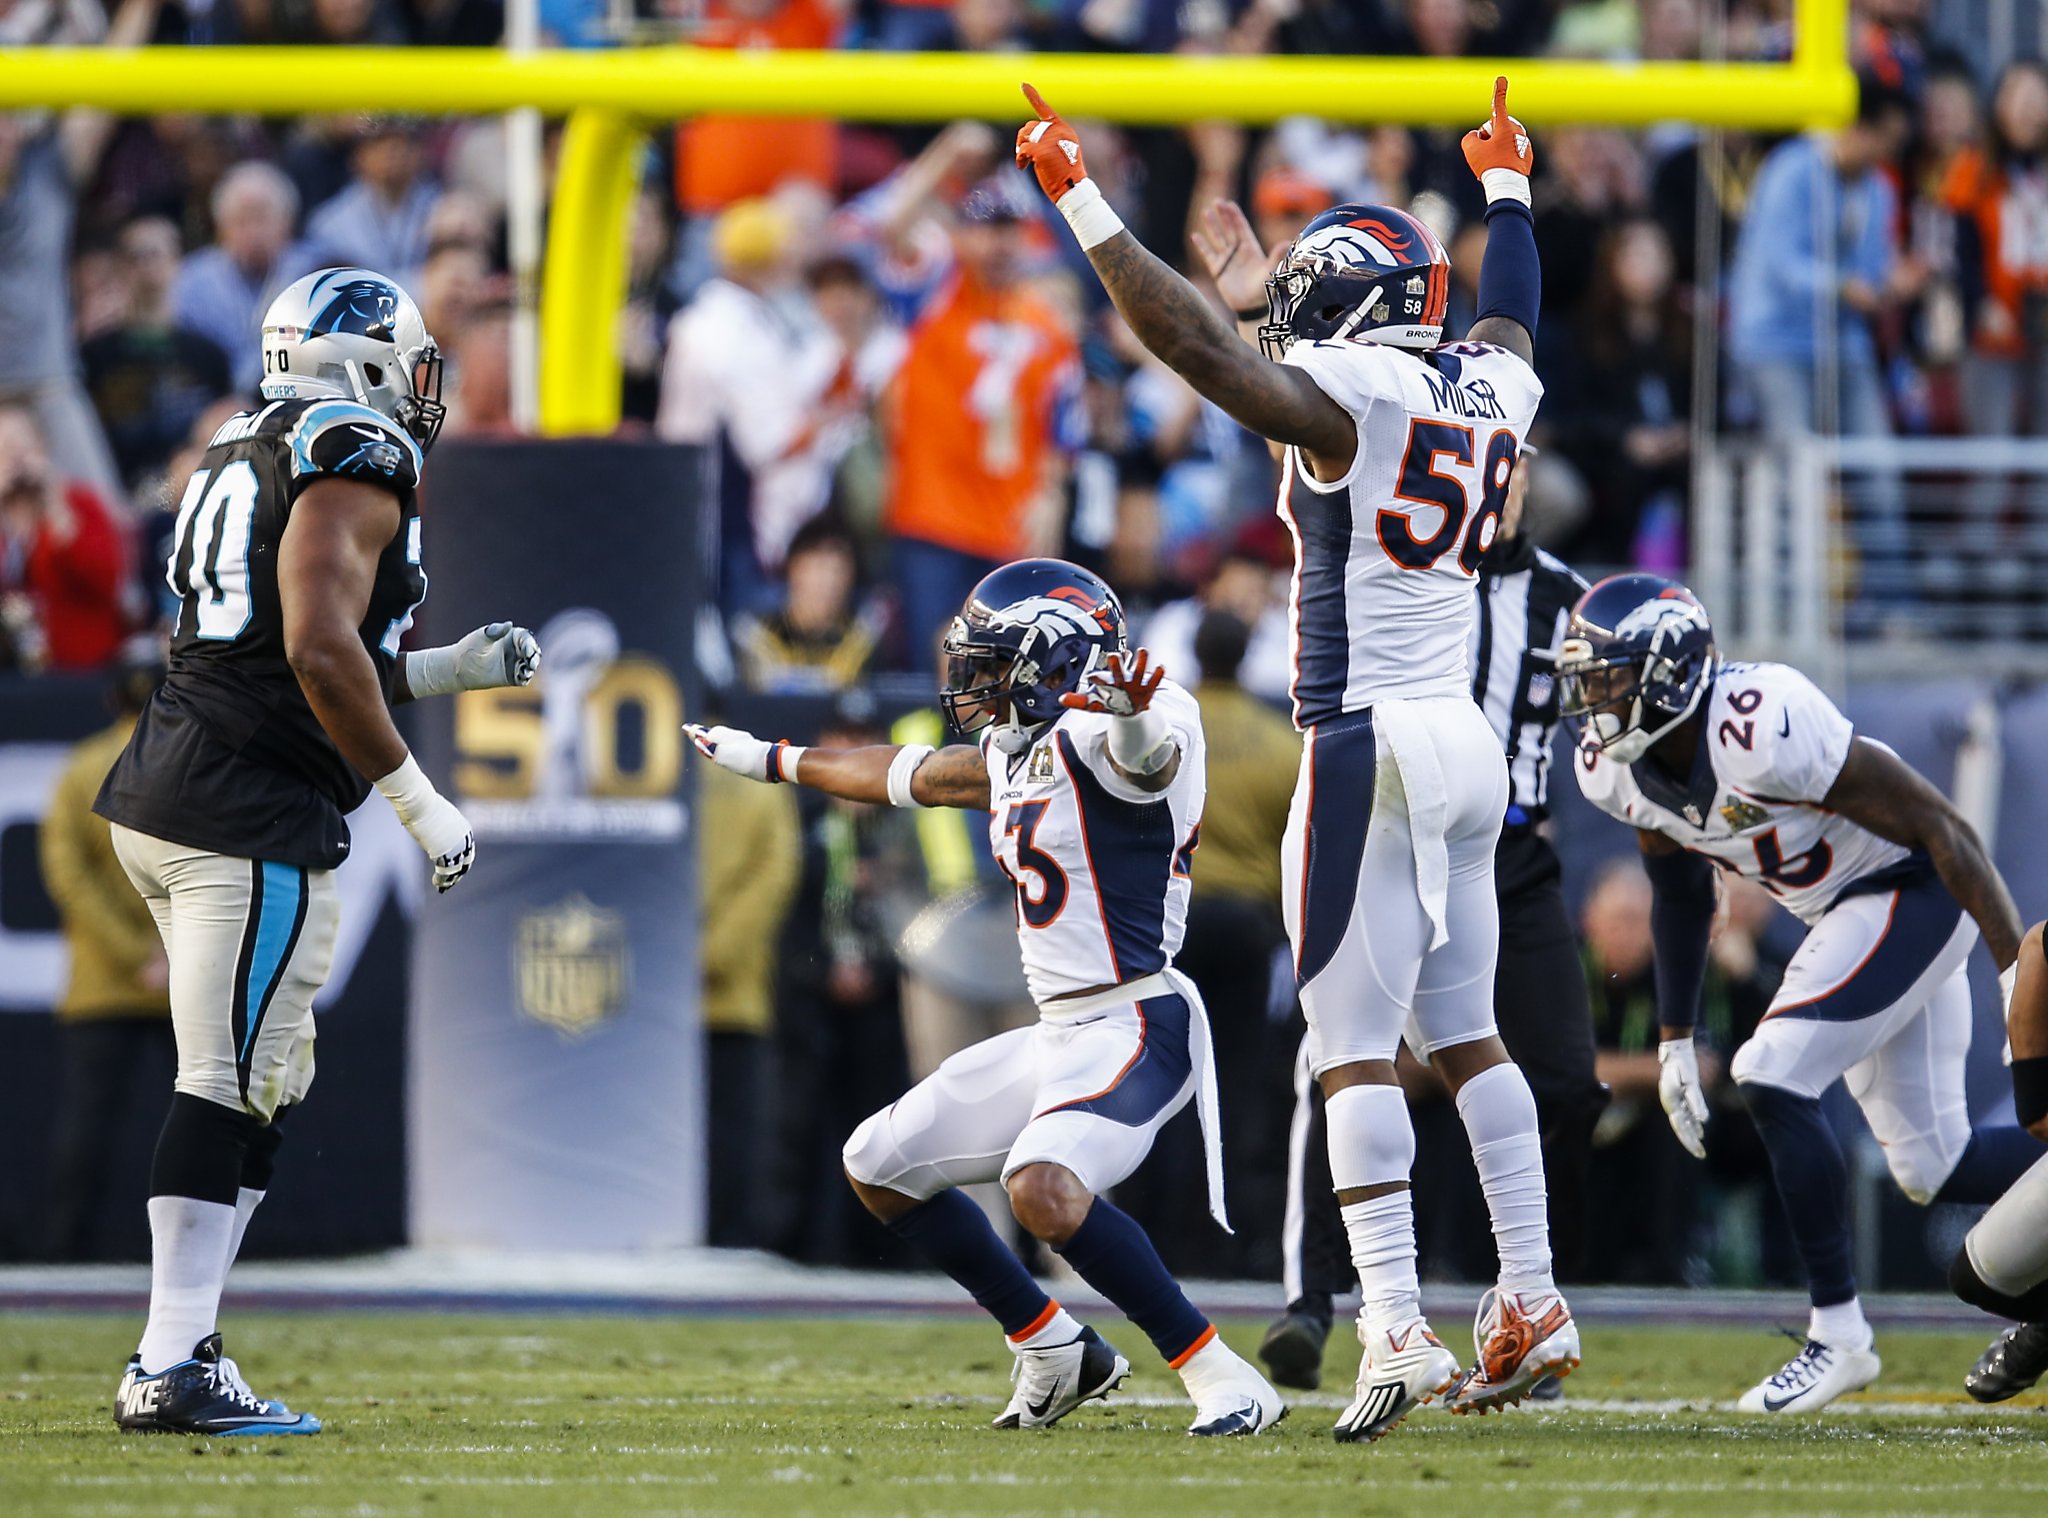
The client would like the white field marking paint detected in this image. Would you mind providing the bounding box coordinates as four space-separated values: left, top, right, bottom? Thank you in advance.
980 1391 2048 1418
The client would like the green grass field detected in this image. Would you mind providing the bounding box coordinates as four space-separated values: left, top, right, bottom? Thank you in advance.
3 1311 2045 1517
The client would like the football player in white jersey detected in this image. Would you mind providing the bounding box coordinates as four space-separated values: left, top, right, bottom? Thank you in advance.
688 559 1285 1437
1559 574 2036 1413
1017 77 1577 1439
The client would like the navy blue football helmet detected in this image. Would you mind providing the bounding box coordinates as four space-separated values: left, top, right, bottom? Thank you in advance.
940 559 1128 753
1258 203 1452 360
1557 574 1720 764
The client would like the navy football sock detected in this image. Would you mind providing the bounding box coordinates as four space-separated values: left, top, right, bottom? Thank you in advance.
1055 1198 1211 1365
1743 1082 1857 1307
884 1191 1052 1339
1935 1126 2046 1204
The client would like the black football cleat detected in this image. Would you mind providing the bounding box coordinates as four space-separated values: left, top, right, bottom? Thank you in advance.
114 1334 320 1436
1966 1323 2048 1404
1258 1300 1334 1392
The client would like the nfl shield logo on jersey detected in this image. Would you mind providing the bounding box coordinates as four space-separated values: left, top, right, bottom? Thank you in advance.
1719 798 1771 832
516 895 630 1037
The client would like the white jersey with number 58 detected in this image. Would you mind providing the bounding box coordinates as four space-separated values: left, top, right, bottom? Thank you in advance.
1276 337 1544 730
1574 661 1913 926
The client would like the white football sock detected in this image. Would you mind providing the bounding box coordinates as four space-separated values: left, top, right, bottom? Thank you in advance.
1341 1192 1421 1329
226 1188 265 1270
1455 1063 1554 1292
1175 1331 1251 1397
136 1196 236 1374
1009 1303 1082 1351
1809 1297 1872 1351
1325 1082 1422 1329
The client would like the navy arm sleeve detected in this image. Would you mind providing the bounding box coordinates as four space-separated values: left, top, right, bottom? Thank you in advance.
1644 845 1716 1033
1475 201 1541 339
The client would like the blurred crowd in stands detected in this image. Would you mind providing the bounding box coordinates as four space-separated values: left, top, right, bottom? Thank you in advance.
9 0 2044 1282
5 0 2048 676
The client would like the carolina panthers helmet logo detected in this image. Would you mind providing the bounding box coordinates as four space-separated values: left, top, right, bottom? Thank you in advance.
303 278 401 342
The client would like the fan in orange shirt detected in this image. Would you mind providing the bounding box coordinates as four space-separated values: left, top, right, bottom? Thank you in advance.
674 0 847 218
886 180 1080 670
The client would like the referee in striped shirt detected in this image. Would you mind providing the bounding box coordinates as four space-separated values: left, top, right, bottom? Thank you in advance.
1259 450 1608 1393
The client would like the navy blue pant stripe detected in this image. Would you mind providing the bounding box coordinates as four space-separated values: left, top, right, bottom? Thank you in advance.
1040 993 1193 1129
1767 879 1963 1024
1296 710 1375 990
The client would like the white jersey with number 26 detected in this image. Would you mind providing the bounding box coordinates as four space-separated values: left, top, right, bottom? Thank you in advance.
984 679 1206 1005
1276 337 1545 730
1574 661 1910 926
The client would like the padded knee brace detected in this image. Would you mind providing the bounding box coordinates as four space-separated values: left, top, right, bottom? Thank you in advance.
1324 1083 1414 1193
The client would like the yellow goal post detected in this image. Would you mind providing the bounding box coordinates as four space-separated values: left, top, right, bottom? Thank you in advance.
0 0 1851 434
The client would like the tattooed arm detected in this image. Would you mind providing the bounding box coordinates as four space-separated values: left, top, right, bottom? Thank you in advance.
687 722 992 811
1016 85 1355 479
801 743 992 811
1080 230 1356 478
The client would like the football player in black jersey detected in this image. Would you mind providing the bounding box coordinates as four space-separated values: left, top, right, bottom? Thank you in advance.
95 268 542 1436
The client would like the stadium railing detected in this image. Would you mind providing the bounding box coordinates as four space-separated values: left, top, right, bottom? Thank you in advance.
1702 436 2048 687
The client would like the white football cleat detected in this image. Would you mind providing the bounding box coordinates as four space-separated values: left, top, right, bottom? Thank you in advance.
992 1325 1130 1430
1735 1337 1880 1414
1444 1287 1582 1415
1333 1314 1460 1443
1180 1335 1288 1437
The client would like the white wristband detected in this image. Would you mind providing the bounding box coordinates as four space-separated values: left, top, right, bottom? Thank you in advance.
1481 167 1532 208
768 742 806 784
887 744 935 808
1107 708 1173 776
374 751 436 816
1056 178 1125 252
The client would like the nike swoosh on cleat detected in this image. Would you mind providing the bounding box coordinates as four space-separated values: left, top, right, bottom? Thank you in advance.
1760 1389 1811 1413
1192 1399 1261 1435
1026 1387 1062 1421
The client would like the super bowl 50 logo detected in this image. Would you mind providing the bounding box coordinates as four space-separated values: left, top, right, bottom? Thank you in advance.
453 607 685 840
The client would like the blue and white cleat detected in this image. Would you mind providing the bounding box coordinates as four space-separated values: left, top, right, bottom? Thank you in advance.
993 1325 1130 1430
115 1334 321 1436
1735 1336 1880 1414
1179 1332 1288 1437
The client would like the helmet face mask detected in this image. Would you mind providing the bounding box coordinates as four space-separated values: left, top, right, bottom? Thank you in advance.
1557 575 1719 766
259 268 446 452
937 560 1128 753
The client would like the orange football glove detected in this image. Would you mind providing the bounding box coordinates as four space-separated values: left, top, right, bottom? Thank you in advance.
1462 75 1534 186
1016 83 1088 203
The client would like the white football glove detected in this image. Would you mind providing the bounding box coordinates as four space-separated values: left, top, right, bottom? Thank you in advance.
1657 1038 1710 1159
374 754 476 893
407 621 542 698
684 723 804 784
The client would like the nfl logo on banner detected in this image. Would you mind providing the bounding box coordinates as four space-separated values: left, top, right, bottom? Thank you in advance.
516 895 630 1038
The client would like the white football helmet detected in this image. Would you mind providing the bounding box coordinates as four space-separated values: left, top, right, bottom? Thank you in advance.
259 268 446 450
